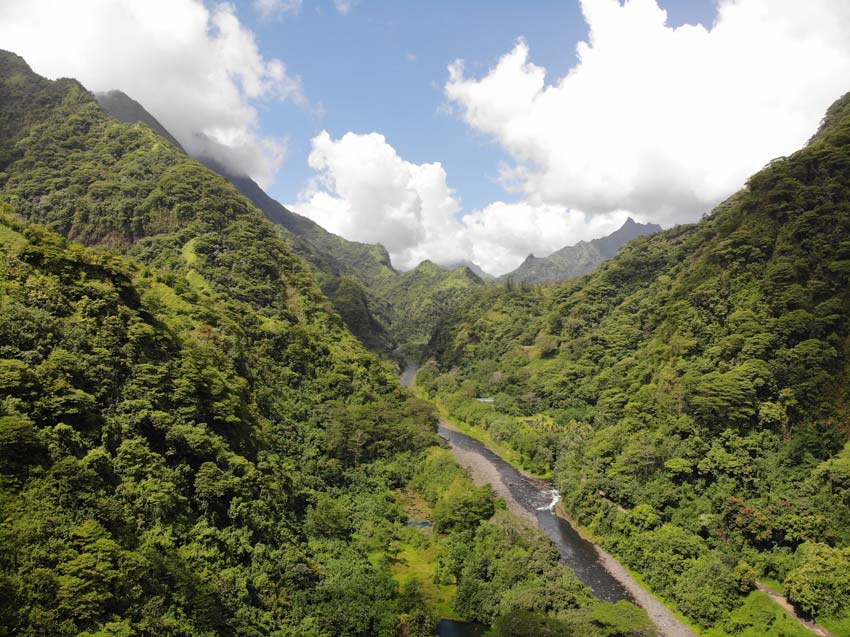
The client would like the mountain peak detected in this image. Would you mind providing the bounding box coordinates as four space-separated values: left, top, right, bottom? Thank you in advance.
95 89 184 151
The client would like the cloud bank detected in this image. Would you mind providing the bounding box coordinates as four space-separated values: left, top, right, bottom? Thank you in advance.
294 131 630 274
0 0 304 187
297 0 850 274
445 0 850 224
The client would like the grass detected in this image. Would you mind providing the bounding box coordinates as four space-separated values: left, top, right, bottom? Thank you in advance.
389 488 464 620
391 539 462 620
704 590 819 637
819 616 850 637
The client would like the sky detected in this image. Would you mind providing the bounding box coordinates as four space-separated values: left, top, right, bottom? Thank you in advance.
1 0 850 274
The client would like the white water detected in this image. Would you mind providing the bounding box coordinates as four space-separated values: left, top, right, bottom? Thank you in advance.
537 488 561 512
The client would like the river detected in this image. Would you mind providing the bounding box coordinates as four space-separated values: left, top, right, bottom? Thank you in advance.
402 362 695 637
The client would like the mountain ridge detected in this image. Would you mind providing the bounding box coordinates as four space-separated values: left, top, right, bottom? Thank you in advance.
498 217 662 284
419 88 850 632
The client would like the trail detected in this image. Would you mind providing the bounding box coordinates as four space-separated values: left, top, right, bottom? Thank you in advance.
754 583 834 637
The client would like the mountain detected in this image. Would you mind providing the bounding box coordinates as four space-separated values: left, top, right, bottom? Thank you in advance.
0 49 439 635
94 89 184 151
382 261 486 358
444 260 495 280
420 92 850 632
498 217 661 284
0 50 654 636
93 91 491 360
196 158 400 353
93 87 399 355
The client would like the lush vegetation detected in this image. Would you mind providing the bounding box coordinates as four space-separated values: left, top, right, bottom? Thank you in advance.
401 449 655 637
420 91 850 633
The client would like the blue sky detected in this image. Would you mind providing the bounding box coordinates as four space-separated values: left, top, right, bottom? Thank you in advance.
233 0 718 210
4 0 848 273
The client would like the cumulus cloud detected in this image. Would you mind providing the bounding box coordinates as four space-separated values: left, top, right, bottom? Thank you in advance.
445 0 850 224
294 131 472 270
293 131 630 274
0 0 305 187
462 204 632 276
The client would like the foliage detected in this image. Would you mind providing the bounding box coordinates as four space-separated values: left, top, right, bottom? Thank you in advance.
0 52 443 637
421 89 850 630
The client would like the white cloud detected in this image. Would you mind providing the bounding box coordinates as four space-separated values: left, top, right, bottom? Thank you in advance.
462 204 631 276
334 0 357 15
445 0 850 224
254 0 303 19
0 0 305 187
293 131 629 275
294 131 471 270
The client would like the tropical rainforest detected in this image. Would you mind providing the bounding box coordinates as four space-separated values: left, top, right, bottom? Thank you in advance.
0 50 656 637
419 92 850 633
2 43 850 637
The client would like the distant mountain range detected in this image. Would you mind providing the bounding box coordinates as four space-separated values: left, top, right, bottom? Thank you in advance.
498 217 662 284
444 260 495 280
94 89 660 358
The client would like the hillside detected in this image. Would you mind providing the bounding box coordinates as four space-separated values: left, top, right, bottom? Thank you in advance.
420 91 850 633
498 217 661 284
93 87 398 354
381 261 487 359
0 49 438 636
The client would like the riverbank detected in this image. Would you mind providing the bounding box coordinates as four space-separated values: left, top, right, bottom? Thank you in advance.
439 420 697 637
439 420 535 524
552 502 698 637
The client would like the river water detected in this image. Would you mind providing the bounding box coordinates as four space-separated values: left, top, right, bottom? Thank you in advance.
436 423 633 604
401 363 633 636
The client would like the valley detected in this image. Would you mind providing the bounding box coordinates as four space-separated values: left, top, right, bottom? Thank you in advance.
1 10 850 635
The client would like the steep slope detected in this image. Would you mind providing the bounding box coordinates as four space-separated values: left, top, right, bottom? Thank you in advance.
498 217 661 284
383 261 486 358
94 89 184 151
93 87 398 355
0 50 442 636
421 92 850 632
198 161 399 353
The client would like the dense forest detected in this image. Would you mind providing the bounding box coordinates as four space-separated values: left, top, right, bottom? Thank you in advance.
0 50 658 636
3 41 850 637
419 91 850 634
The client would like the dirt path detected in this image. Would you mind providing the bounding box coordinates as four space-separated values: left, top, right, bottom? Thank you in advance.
754 583 834 637
439 420 696 637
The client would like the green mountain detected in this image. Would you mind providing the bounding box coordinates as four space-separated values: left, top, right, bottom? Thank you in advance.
0 49 437 636
202 162 489 360
498 217 661 285
382 260 486 359
420 92 850 631
0 49 657 637
93 87 398 355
